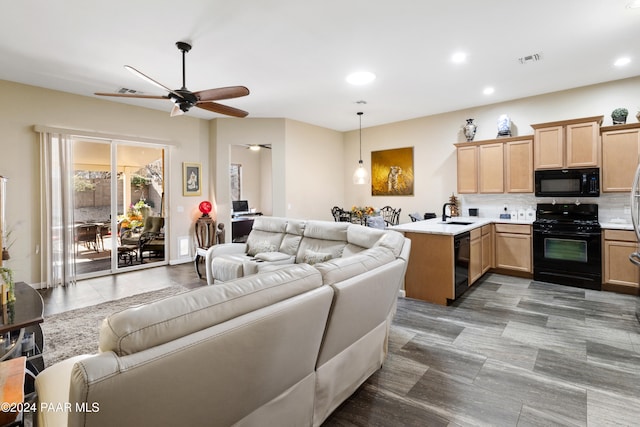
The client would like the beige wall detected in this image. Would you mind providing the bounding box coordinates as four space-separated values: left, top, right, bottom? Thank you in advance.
344 75 640 223
2 74 639 284
0 80 209 284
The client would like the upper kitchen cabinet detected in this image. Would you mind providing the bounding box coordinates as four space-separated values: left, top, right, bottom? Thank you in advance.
532 116 603 170
456 144 478 193
504 138 533 193
601 123 640 192
455 136 532 194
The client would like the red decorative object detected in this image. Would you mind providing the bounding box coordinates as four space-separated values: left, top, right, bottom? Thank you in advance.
198 201 212 216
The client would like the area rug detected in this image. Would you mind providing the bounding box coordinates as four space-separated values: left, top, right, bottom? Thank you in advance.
40 286 186 368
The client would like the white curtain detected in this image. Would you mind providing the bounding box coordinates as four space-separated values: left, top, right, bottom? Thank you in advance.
40 132 76 287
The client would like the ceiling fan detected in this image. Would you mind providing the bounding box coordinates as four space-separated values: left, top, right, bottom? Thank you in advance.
95 41 249 118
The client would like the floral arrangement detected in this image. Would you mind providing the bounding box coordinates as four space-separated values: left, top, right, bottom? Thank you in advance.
351 206 377 218
0 267 15 303
118 200 149 230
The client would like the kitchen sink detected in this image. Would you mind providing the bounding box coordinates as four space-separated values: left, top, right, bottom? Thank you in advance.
439 221 474 225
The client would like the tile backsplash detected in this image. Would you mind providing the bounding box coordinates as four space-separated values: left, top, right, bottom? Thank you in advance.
459 193 632 223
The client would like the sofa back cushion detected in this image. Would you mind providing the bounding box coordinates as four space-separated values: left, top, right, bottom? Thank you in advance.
279 219 306 255
99 264 323 356
245 217 288 256
313 246 396 285
296 221 349 264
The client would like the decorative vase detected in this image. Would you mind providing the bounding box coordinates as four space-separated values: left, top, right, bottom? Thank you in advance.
463 119 477 142
612 108 628 125
497 114 512 137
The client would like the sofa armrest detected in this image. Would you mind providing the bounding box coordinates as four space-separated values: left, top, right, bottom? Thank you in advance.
205 243 248 285
35 354 94 427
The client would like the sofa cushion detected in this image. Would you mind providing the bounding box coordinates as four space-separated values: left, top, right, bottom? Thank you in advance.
255 252 293 262
343 225 386 257
313 246 396 285
302 249 333 265
247 240 277 256
245 217 288 256
373 230 406 258
99 264 323 356
279 219 306 255
212 254 260 282
295 221 349 263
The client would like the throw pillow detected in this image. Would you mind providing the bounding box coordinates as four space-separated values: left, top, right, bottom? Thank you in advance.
247 240 276 257
303 249 332 265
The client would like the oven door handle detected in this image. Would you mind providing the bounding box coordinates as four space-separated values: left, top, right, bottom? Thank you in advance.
629 252 640 267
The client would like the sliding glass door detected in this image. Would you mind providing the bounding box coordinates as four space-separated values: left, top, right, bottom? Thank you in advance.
72 138 166 278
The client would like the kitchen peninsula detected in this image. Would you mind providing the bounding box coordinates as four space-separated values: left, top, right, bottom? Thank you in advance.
390 217 534 305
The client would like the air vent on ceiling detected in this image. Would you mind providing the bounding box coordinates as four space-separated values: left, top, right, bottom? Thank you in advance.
518 53 542 64
117 87 145 94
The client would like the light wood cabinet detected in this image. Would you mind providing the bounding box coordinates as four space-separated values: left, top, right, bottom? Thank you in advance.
456 136 533 194
601 123 640 192
456 145 478 193
479 143 504 193
404 232 455 305
603 229 640 295
504 138 533 192
481 224 493 274
494 223 532 272
532 116 603 170
469 228 482 284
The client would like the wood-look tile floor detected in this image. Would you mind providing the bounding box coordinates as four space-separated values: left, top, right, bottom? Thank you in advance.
324 273 640 426
39 266 640 426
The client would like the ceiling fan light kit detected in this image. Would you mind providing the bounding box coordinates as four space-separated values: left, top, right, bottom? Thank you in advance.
96 41 250 118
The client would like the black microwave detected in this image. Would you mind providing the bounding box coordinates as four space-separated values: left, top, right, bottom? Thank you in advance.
534 168 600 197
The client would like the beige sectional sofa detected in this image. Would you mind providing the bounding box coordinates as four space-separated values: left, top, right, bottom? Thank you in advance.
35 217 410 427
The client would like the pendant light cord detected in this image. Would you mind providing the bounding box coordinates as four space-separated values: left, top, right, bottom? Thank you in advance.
358 111 363 162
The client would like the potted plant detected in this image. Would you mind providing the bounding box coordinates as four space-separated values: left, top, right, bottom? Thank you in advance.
611 107 628 124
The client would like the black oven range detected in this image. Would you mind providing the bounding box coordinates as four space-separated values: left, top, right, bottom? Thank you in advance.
533 203 601 290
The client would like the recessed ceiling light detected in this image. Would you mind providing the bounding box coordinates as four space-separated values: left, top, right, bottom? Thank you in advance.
483 87 495 95
451 52 467 63
614 57 631 67
346 71 376 85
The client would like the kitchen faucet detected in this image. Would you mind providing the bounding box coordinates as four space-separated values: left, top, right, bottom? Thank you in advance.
442 202 455 222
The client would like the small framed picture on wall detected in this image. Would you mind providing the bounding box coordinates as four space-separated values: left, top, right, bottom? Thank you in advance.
183 162 202 196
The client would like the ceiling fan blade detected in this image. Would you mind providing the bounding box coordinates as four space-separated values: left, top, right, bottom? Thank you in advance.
124 65 183 99
94 92 169 100
170 104 185 117
197 102 248 118
194 86 250 102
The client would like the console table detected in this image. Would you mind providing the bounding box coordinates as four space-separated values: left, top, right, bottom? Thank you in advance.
0 282 44 374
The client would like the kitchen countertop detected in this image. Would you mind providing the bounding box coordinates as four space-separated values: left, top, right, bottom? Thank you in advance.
390 217 636 234
389 217 534 236
600 222 633 230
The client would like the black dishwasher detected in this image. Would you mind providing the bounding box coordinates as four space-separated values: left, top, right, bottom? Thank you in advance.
454 232 470 299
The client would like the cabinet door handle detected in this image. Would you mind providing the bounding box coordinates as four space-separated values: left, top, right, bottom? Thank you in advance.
629 252 640 267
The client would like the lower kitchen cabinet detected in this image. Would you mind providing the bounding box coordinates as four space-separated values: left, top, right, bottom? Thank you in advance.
603 229 640 295
494 223 532 273
469 228 482 284
470 224 493 285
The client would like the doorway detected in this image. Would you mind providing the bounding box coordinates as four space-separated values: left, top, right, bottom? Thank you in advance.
72 139 166 277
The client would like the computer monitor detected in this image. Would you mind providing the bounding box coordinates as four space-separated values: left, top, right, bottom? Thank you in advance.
232 200 249 213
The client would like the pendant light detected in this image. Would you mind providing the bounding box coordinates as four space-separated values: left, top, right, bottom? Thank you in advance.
353 112 369 185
